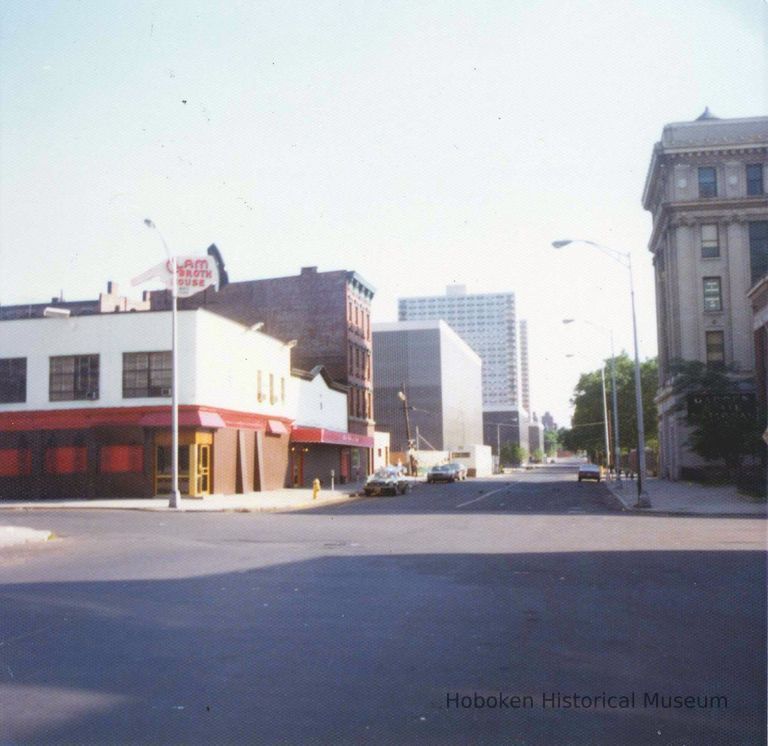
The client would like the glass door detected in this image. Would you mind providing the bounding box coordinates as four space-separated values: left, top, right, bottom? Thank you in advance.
155 445 191 495
196 444 211 496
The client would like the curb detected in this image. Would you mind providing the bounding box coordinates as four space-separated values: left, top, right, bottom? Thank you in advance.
0 492 361 514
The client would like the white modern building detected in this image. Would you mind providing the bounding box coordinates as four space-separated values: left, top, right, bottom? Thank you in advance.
398 285 529 454
642 110 767 479
372 320 483 452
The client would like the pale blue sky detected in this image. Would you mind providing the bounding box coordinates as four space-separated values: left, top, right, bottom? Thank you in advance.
1 0 766 424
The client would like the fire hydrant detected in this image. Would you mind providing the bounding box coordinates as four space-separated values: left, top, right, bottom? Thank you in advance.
312 478 321 500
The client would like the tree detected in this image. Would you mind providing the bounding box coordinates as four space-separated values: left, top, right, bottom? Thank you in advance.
669 360 763 478
500 443 527 467
567 354 659 463
543 429 559 456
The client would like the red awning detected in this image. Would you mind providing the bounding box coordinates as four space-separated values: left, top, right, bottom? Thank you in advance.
139 410 226 428
267 419 288 435
291 427 373 448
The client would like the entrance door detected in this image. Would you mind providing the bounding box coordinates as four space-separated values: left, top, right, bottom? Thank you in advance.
196 444 211 496
155 445 191 495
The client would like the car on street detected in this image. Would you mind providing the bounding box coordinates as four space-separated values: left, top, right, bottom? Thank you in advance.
447 462 468 480
577 463 602 482
427 464 459 483
363 467 409 496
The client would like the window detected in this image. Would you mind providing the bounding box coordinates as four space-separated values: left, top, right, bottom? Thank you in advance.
700 224 719 258
698 167 717 198
50 355 99 401
269 373 275 404
747 164 764 196
123 352 171 398
0 357 26 403
257 370 264 402
702 277 722 312
749 221 768 286
705 331 725 366
280 377 286 403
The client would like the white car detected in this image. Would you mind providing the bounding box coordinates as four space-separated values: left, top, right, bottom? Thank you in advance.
577 463 602 482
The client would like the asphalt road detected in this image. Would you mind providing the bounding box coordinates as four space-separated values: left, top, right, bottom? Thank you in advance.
0 465 765 745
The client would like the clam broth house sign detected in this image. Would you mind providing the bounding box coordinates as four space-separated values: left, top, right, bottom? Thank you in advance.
131 245 227 508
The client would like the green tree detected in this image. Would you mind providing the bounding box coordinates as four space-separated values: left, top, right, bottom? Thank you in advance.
670 360 763 478
500 443 527 467
568 354 659 463
543 429 559 456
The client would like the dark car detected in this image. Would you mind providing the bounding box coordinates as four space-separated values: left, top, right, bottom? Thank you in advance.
427 464 458 483
364 467 409 496
577 463 602 482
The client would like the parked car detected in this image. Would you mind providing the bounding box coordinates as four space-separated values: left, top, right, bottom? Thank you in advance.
427 464 458 483
447 462 468 480
577 463 602 482
363 467 409 496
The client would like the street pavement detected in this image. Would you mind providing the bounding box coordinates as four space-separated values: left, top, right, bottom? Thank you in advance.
0 465 765 744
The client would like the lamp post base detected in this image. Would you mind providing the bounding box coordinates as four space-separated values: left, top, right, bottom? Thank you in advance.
634 493 652 509
168 491 183 510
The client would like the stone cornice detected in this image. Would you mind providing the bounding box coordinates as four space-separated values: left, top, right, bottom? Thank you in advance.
647 196 768 251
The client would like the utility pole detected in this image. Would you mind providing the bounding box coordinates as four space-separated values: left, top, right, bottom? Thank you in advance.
398 386 416 476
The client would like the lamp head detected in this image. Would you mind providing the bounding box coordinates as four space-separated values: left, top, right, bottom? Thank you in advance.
143 218 156 229
552 239 573 249
397 391 406 401
562 318 575 325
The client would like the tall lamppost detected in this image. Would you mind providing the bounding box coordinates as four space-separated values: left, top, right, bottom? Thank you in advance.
563 319 622 486
553 239 650 507
565 353 612 474
144 219 182 510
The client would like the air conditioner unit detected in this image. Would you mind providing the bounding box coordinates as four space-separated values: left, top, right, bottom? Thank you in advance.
161 387 172 397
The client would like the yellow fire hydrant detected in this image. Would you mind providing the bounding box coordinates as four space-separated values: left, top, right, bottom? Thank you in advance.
312 478 321 500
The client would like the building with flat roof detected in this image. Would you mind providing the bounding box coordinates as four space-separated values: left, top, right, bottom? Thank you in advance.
642 110 767 479
150 266 376 446
0 309 371 499
372 320 483 452
398 285 529 453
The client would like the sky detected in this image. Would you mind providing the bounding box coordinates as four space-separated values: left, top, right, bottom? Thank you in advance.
1 0 766 427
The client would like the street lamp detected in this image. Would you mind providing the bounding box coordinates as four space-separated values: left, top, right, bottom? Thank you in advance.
563 319 622 486
144 218 182 510
553 239 650 507
397 388 417 476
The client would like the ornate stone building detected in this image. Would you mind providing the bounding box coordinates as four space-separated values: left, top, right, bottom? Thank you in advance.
642 110 767 479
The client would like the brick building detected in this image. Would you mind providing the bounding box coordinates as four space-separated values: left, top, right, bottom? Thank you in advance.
150 267 376 446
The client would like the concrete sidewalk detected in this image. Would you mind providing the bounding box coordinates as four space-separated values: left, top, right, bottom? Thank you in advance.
0 525 53 548
605 476 767 517
0 484 365 514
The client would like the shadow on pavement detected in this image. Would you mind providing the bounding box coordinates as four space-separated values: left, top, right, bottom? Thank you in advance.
0 550 764 744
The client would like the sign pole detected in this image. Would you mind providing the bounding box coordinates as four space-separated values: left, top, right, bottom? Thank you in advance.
170 253 181 510
139 224 228 509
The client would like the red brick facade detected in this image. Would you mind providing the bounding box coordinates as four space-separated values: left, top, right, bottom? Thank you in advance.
150 266 376 438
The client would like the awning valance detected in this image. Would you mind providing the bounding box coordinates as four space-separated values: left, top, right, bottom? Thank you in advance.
139 410 226 428
291 427 373 448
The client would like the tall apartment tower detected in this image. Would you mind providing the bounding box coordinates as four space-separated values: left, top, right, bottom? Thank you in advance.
519 319 530 415
642 110 768 479
151 266 376 438
398 285 528 452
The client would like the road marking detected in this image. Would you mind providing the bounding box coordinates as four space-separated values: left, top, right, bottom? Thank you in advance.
456 484 512 508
